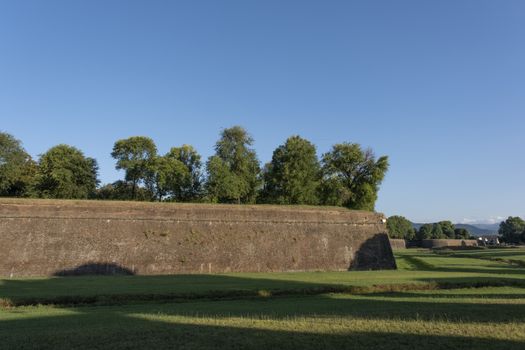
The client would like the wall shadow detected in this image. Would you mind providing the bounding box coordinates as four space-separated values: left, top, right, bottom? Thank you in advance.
53 263 135 276
349 233 397 270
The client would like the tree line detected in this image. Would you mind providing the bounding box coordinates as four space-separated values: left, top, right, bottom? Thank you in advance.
498 216 525 244
388 215 525 244
387 215 472 240
0 126 389 210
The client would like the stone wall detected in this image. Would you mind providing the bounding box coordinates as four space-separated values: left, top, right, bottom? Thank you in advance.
421 239 478 249
0 199 396 276
389 238 406 250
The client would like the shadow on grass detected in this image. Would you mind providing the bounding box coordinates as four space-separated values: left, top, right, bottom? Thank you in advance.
1 262 525 307
448 251 525 259
1 292 525 349
374 291 525 300
401 253 525 275
1 265 525 349
128 290 525 323
0 273 339 305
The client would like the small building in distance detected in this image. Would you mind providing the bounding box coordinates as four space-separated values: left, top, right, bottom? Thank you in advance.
477 235 500 246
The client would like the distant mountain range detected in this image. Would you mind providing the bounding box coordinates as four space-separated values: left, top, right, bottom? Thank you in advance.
454 224 499 236
411 222 499 236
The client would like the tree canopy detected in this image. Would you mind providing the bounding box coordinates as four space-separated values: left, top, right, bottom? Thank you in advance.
416 223 433 240
386 215 415 240
35 144 99 199
0 132 36 197
415 221 472 241
261 136 320 205
498 216 525 244
2 128 392 212
165 145 203 201
111 136 157 199
320 143 389 210
438 221 455 238
206 126 260 203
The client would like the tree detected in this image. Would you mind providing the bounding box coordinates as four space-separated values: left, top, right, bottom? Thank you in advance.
320 143 388 211
386 215 415 240
498 216 525 244
165 145 203 201
95 180 153 201
416 224 433 240
152 155 190 201
0 132 36 197
454 228 470 239
205 156 244 203
35 144 99 199
111 137 157 200
261 136 320 204
431 223 445 239
438 221 455 238
205 126 260 203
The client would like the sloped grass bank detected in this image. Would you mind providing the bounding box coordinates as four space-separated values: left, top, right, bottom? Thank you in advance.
433 247 525 267
2 249 525 307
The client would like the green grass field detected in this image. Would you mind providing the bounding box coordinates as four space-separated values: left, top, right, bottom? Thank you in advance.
1 249 525 349
435 247 525 265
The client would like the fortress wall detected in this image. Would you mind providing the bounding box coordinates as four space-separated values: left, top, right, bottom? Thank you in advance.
0 199 396 276
421 239 478 249
389 238 407 250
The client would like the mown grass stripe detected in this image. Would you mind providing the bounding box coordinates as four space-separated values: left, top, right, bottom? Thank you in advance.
3 279 525 308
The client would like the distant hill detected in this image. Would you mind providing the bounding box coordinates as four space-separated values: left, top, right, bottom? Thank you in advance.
454 224 498 236
411 222 498 236
469 223 501 231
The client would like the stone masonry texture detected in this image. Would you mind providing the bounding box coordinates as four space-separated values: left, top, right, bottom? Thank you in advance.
0 199 396 276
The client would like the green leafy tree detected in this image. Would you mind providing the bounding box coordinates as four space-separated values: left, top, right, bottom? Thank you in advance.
35 144 99 199
417 224 433 240
431 223 445 239
205 156 245 203
0 132 37 197
205 126 260 203
95 180 153 201
111 136 157 200
438 221 455 238
386 215 416 240
261 136 320 204
152 155 190 201
165 145 203 201
454 228 470 239
320 143 389 211
498 216 525 244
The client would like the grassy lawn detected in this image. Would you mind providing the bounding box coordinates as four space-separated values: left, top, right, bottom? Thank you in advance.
1 249 525 349
435 247 525 264
2 249 525 306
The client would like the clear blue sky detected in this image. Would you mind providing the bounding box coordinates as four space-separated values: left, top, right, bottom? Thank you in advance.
1 0 523 223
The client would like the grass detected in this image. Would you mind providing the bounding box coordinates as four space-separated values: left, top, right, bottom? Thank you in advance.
0 196 353 212
2 249 525 306
434 247 525 266
1 248 525 349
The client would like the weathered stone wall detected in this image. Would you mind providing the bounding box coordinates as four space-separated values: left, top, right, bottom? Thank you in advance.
0 199 396 277
389 238 406 250
421 239 478 249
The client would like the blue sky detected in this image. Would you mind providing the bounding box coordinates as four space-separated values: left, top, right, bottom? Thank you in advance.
1 0 523 223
